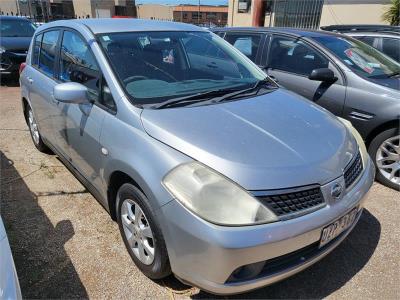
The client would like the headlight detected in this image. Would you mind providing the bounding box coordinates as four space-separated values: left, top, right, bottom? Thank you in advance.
163 162 278 226
0 46 6 54
338 117 369 166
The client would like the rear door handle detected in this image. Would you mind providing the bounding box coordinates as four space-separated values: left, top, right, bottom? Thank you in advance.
27 77 34 84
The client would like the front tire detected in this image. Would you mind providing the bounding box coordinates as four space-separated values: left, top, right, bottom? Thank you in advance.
26 106 49 153
116 183 171 279
368 128 400 191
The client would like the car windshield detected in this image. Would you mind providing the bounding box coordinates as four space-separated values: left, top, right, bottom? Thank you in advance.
313 35 400 79
98 31 268 105
0 19 36 37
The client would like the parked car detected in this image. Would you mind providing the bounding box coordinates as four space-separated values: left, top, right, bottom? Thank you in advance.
21 19 374 295
344 32 400 63
213 27 400 190
0 16 36 77
321 24 400 33
0 216 22 299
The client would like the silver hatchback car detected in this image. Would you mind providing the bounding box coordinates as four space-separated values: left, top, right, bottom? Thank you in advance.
20 19 374 295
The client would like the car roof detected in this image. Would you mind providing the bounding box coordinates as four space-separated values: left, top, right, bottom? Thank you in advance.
0 16 32 21
345 31 400 38
212 26 343 38
320 24 400 33
38 18 206 34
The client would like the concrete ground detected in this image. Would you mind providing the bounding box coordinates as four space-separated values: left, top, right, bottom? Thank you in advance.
0 80 399 299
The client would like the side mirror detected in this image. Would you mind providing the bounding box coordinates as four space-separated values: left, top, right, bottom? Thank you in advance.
53 82 90 104
308 68 337 83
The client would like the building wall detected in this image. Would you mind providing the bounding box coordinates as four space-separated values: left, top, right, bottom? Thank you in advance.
136 4 173 21
228 0 391 27
0 1 18 15
173 5 228 26
320 1 390 26
72 0 92 18
228 0 254 26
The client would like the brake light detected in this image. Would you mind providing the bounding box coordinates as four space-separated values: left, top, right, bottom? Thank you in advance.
19 62 26 75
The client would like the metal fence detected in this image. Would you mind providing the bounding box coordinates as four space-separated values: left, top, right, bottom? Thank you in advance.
272 0 324 29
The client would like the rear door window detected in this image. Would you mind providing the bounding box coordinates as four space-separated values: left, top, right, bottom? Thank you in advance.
38 30 60 77
224 33 262 62
356 36 378 48
382 38 400 62
32 33 42 67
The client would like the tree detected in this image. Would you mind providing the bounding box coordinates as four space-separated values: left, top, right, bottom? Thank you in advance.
382 0 400 26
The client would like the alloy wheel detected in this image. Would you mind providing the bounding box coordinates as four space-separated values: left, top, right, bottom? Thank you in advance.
121 199 155 265
375 135 400 187
28 109 40 145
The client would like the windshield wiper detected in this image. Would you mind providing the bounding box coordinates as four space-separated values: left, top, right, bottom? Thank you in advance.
151 79 277 109
206 79 277 104
388 71 400 78
151 87 243 109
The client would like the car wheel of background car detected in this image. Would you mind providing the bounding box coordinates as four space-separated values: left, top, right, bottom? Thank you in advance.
116 183 171 279
26 106 50 153
368 128 400 191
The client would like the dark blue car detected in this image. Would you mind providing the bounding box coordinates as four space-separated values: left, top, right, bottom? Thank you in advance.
0 16 36 77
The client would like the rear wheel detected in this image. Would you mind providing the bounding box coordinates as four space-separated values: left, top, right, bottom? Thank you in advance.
368 128 400 191
117 183 171 279
27 106 49 153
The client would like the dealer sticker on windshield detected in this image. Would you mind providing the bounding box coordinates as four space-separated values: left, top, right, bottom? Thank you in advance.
320 208 358 247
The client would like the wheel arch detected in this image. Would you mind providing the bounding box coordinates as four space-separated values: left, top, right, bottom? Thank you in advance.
365 119 400 148
107 170 147 221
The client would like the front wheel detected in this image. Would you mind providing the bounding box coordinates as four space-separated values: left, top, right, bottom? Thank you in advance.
116 183 171 279
368 128 400 191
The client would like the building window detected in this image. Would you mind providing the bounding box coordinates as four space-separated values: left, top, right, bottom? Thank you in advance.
238 0 251 13
206 12 217 19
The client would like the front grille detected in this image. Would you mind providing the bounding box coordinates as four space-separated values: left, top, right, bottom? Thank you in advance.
255 186 325 218
344 151 363 188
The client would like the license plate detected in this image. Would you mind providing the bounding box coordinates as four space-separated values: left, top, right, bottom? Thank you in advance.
320 208 358 247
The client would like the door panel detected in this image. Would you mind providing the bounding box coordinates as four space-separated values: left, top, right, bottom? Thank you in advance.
27 30 61 148
266 35 346 116
53 29 107 191
26 65 58 145
64 104 107 191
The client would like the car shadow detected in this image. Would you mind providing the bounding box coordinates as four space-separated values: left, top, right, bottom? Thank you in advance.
160 209 380 299
0 76 20 87
0 151 88 298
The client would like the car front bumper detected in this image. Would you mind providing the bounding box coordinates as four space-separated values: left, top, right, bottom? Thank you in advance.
160 157 375 295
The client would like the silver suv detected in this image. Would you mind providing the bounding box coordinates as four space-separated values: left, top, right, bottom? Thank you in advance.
20 19 374 295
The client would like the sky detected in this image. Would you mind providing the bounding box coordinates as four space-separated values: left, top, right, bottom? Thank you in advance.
136 0 228 5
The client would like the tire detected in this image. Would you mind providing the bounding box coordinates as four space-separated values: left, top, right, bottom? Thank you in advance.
26 105 50 153
368 127 400 191
116 183 171 279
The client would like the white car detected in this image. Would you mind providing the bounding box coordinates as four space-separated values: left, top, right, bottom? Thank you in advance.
0 216 21 299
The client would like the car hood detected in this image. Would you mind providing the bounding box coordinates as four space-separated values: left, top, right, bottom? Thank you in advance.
0 37 31 51
141 89 358 190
